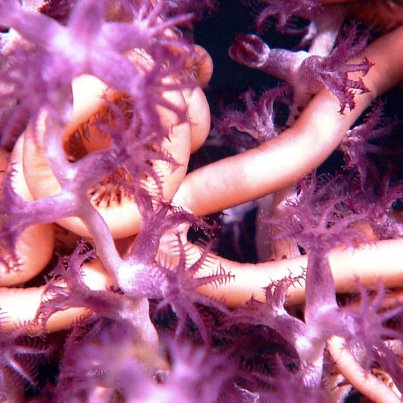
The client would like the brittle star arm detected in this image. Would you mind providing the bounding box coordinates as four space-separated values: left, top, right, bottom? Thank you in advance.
173 26 403 216
190 238 403 307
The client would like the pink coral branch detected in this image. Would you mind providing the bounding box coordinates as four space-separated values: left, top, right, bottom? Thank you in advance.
0 1 402 400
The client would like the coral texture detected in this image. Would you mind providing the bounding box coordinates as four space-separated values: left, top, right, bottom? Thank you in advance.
0 0 402 401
